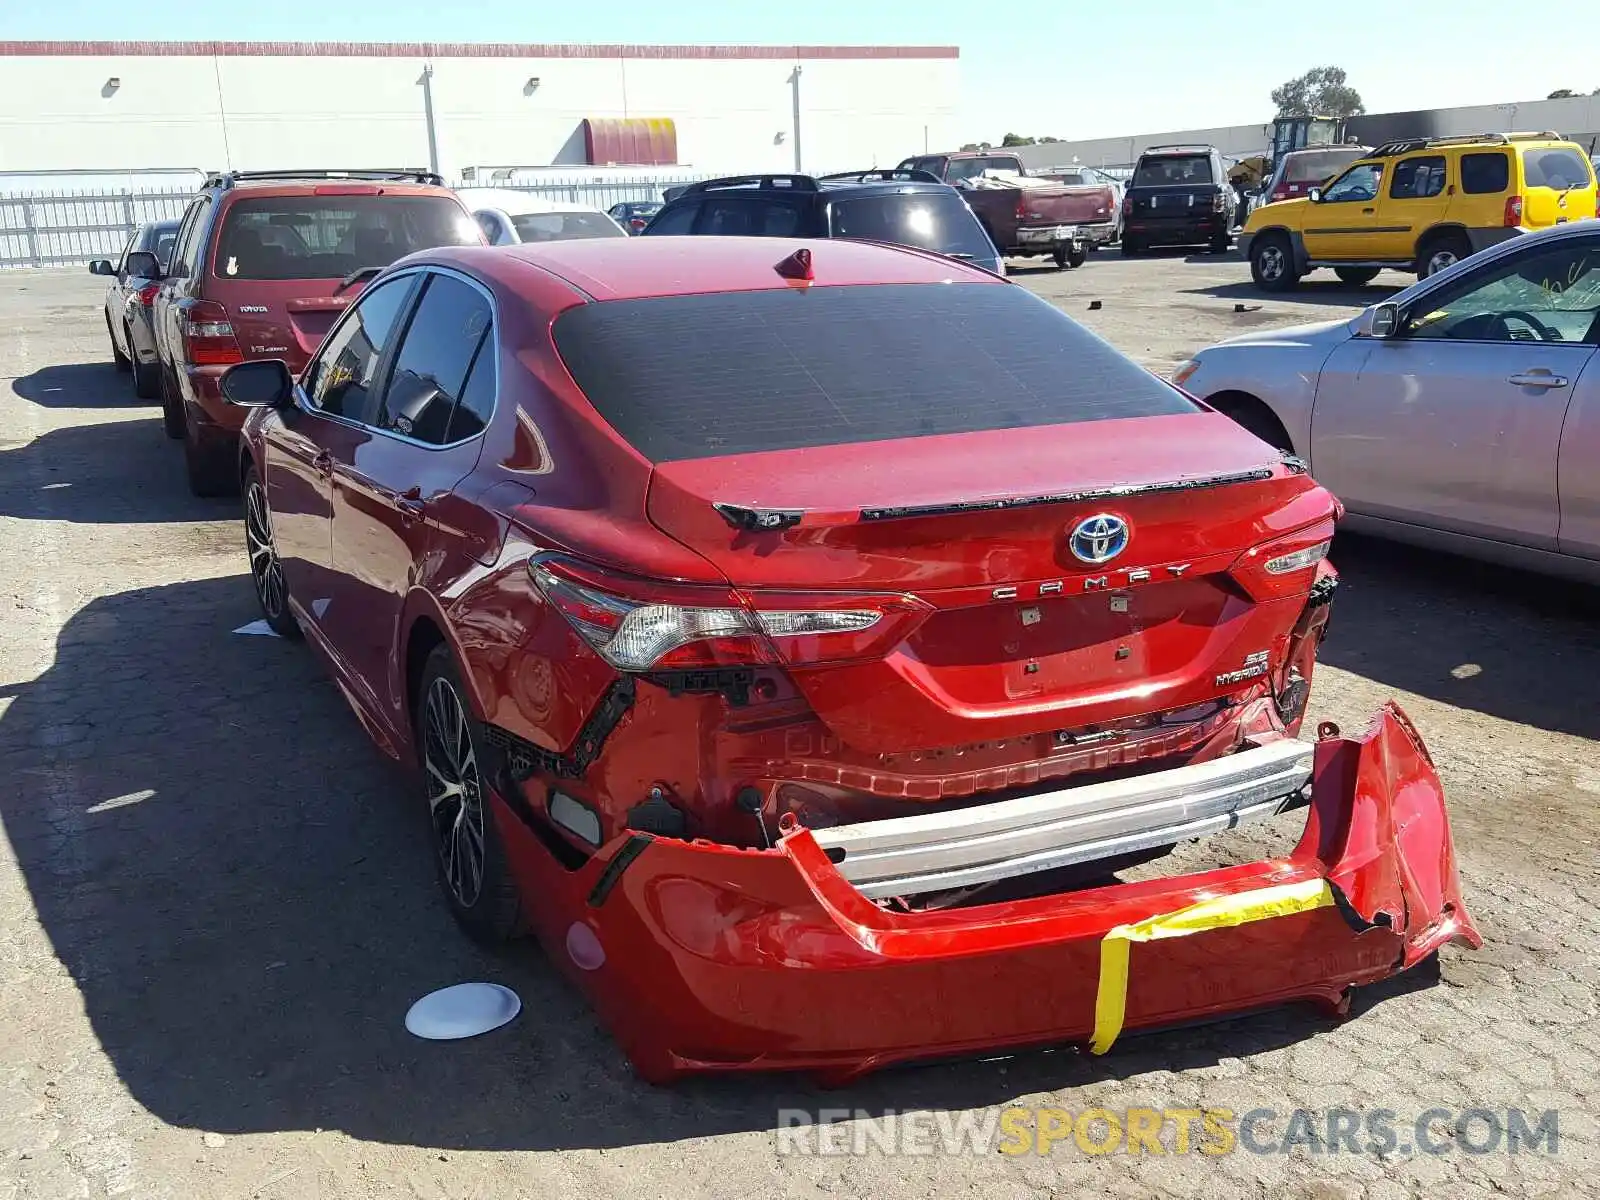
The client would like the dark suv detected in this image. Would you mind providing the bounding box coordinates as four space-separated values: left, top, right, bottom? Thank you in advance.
150 169 481 495
641 171 1003 275
1121 145 1236 255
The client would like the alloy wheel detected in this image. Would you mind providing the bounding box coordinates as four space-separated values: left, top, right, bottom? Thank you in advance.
244 480 287 621
1426 249 1458 276
1258 246 1285 280
424 677 486 909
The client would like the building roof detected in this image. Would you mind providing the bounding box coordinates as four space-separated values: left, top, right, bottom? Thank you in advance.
0 41 958 60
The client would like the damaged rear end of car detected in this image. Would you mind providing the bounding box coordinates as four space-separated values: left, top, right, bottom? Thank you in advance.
472 265 1478 1082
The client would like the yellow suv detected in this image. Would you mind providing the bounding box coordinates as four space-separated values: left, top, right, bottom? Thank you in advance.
1239 132 1597 290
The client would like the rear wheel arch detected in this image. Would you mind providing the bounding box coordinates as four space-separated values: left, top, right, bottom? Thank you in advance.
1204 390 1296 455
1414 224 1472 274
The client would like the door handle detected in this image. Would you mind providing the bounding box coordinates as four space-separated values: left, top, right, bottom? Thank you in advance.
395 485 427 523
1507 372 1569 389
1361 207 1375 213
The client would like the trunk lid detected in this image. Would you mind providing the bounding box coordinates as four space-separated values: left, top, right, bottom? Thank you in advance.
646 413 1331 752
1127 183 1222 216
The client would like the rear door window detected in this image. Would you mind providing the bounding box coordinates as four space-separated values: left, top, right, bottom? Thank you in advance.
1389 155 1447 199
213 195 478 281
552 283 1196 462
1461 152 1511 194
644 201 698 234
171 199 211 278
828 192 996 262
304 275 415 422
377 273 492 445
1522 147 1592 190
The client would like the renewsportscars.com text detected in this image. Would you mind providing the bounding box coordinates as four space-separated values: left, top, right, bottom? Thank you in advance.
775 1107 1560 1158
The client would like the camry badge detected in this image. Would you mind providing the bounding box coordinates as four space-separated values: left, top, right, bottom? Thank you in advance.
1069 514 1130 564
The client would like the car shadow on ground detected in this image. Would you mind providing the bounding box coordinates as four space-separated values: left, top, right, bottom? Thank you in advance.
1181 279 1405 309
0 413 236 523
12 362 146 409
1321 532 1600 740
0 574 1435 1152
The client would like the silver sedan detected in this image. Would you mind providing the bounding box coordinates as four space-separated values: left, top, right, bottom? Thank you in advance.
1172 221 1600 584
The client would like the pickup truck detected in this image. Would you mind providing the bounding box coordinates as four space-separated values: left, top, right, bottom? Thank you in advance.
896 151 1118 268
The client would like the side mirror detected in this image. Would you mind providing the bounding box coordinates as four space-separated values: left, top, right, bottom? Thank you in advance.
88 259 114 276
221 359 295 409
124 250 162 279
1367 302 1401 339
1307 187 1323 203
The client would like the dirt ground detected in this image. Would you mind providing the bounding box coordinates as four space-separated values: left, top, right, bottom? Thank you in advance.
1 251 1597 1200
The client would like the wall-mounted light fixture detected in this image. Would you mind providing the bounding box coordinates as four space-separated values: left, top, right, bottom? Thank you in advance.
774 131 786 145
524 76 541 95
102 77 121 98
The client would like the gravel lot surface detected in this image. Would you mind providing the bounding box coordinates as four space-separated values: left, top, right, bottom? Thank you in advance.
1 251 1597 1199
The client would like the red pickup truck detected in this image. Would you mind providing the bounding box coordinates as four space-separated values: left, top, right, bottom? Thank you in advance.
897 151 1118 269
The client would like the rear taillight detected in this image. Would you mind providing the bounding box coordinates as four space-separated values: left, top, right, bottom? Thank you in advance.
179 299 243 366
134 283 159 307
1212 193 1227 212
528 554 931 671
1015 195 1029 219
630 217 646 232
1504 194 1524 227
1230 520 1337 601
1121 196 1132 217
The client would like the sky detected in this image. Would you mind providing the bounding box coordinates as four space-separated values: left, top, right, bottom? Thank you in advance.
7 1 1600 144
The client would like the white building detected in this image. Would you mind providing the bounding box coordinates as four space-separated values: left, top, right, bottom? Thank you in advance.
0 40 961 180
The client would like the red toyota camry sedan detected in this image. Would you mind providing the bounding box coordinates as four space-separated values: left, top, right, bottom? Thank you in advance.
220 235 1477 1083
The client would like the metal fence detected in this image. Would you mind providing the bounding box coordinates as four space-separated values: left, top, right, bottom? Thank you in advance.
0 174 714 269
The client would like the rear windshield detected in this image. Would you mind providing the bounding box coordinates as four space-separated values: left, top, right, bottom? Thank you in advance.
511 211 625 242
1282 149 1364 183
1133 155 1214 187
828 192 996 263
213 195 477 280
143 223 179 269
1522 147 1592 190
551 283 1195 462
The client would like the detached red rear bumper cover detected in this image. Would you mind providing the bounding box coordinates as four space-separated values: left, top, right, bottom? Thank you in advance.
494 702 1479 1083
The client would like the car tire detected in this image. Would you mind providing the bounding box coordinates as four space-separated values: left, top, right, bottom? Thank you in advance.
416 644 525 945
1417 232 1472 279
158 366 185 440
1334 267 1381 287
182 403 235 498
1250 233 1300 291
107 316 130 373
242 465 301 639
1210 234 1232 254
1120 237 1142 257
128 324 160 399
1052 246 1087 269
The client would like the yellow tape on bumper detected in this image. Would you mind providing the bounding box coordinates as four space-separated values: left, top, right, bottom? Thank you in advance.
1089 878 1336 1055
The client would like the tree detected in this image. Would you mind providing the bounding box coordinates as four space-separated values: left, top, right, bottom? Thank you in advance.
1549 88 1577 99
1271 66 1366 119
1001 133 1036 147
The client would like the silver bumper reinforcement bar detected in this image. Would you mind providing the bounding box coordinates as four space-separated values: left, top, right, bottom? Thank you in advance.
809 739 1315 899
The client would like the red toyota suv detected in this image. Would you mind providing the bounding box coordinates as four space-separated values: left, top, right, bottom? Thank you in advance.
151 169 481 496
220 235 1477 1083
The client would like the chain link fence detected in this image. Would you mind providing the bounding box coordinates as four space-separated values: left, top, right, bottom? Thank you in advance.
0 174 715 269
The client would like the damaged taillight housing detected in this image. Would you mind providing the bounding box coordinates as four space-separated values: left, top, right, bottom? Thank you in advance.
1229 519 1337 601
528 553 932 672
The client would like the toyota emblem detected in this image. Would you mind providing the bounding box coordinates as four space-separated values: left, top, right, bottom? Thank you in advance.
1068 514 1130 564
